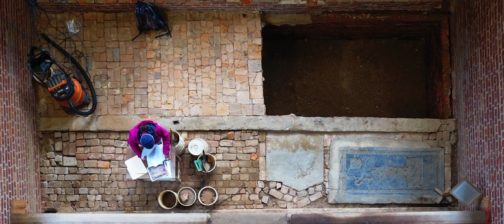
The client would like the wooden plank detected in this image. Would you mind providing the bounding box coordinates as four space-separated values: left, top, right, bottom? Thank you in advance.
37 1 443 13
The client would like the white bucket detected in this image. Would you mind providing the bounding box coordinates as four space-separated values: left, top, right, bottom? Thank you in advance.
198 186 219 206
188 138 208 156
157 190 178 210
171 130 186 155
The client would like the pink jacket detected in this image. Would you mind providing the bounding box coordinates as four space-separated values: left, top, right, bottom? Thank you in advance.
128 120 171 158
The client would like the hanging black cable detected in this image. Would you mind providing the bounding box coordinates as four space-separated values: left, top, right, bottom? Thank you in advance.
38 33 97 116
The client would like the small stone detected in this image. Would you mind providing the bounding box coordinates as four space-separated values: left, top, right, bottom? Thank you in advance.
297 197 311 208
220 140 233 147
280 186 289 194
276 182 282 190
309 192 323 202
46 152 55 159
289 189 296 196
257 181 265 188
308 187 315 195
269 189 284 200
277 201 287 208
283 194 293 202
54 141 63 151
269 181 276 188
97 161 110 169
180 192 189 202
315 184 323 192
63 157 77 166
66 195 79 202
263 187 270 193
87 195 95 201
226 188 240 195
297 190 308 197
250 194 260 201
255 188 262 194
261 195 270 204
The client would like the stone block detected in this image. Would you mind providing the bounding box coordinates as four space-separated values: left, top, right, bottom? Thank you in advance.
248 60 262 73
220 140 233 147
98 161 110 169
280 186 289 194
63 157 77 166
269 189 283 199
296 197 310 208
283 194 293 202
55 141 63 151
65 175 81 181
249 194 260 201
277 201 287 208
328 137 444 204
266 133 324 190
257 181 265 188
84 160 98 168
261 195 270 204
309 192 322 202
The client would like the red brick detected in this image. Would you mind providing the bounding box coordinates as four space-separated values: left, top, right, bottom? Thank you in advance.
452 1 504 223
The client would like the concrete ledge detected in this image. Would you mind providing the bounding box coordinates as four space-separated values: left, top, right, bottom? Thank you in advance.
12 213 210 224
12 210 484 224
39 115 455 133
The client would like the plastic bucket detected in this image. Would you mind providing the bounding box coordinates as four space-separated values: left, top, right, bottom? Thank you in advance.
158 190 178 209
177 187 197 207
188 138 208 156
196 153 216 173
198 186 219 206
171 130 186 155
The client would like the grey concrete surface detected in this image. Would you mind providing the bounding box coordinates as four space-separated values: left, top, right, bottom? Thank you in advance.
39 115 454 133
328 137 444 204
266 133 324 190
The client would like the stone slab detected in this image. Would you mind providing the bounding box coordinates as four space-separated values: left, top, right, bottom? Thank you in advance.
266 133 323 190
39 115 452 133
328 137 444 204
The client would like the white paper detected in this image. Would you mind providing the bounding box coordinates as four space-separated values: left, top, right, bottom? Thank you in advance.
124 156 148 180
142 144 166 168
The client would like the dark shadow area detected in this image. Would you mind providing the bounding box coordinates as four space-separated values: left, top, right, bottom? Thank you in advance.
262 23 442 118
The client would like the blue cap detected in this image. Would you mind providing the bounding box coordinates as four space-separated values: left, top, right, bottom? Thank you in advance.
140 133 155 149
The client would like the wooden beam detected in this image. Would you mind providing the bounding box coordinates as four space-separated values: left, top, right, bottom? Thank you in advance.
37 1 444 13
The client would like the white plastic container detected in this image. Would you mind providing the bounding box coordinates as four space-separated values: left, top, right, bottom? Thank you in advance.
188 138 208 156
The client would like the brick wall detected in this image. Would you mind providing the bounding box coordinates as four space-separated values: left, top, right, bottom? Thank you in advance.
37 11 264 117
0 0 40 223
451 0 504 223
40 127 454 211
40 131 265 211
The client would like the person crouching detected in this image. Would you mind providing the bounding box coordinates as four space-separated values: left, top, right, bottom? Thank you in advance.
128 120 171 167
